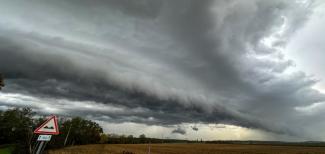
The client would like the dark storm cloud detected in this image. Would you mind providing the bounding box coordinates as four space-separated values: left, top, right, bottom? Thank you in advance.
0 34 263 130
191 126 199 131
172 127 186 135
0 0 324 140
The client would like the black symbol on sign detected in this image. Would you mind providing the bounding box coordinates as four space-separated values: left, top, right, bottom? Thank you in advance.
44 126 54 129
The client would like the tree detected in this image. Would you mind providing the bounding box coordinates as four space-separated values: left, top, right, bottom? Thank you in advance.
59 117 103 145
139 134 146 139
0 108 34 152
139 134 146 143
99 134 108 144
127 135 134 144
0 108 105 152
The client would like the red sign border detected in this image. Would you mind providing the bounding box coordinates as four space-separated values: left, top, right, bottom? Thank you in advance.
34 115 59 135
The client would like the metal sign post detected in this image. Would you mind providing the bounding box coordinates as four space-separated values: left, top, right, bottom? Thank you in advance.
33 115 59 154
34 135 52 154
35 141 45 154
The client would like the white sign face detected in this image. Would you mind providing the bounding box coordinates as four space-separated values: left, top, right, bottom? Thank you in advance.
37 118 56 132
37 135 52 141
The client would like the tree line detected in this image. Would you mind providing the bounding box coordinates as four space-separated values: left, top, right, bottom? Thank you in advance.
0 107 103 153
99 133 190 144
0 107 191 153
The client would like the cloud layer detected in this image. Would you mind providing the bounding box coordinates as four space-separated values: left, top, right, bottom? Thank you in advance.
1 0 325 140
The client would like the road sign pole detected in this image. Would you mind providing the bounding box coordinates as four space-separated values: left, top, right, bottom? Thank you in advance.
34 115 59 135
33 115 59 154
33 135 52 154
32 141 40 154
35 141 45 154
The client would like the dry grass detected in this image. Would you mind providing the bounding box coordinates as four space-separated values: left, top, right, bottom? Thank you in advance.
47 143 325 154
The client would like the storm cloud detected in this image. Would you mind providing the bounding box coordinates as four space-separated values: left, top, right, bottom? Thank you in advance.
172 127 186 135
1 0 325 140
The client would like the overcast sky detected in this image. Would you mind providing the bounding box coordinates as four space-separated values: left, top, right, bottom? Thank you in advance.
1 0 325 141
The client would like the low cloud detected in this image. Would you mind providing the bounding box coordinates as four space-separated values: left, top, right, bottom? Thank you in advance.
191 126 199 131
172 127 186 135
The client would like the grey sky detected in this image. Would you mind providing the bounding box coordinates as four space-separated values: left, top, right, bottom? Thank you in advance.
0 0 325 141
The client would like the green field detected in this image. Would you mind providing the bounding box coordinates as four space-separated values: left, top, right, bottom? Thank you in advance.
0 145 15 154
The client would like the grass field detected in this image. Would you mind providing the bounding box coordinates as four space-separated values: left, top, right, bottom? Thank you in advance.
0 145 15 154
48 143 325 154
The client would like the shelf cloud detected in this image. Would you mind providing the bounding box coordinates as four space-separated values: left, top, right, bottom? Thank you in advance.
1 0 325 140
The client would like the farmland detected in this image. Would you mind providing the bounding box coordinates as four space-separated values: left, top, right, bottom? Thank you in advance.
48 143 325 154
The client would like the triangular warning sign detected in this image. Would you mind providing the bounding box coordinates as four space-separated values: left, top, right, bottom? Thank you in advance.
34 115 59 135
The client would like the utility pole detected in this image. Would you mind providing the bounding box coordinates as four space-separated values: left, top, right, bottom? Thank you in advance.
64 122 73 146
148 140 151 154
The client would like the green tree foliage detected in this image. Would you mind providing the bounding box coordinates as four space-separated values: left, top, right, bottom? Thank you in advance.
0 108 104 153
139 134 146 143
99 134 109 144
0 108 34 153
58 117 103 146
103 133 189 144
